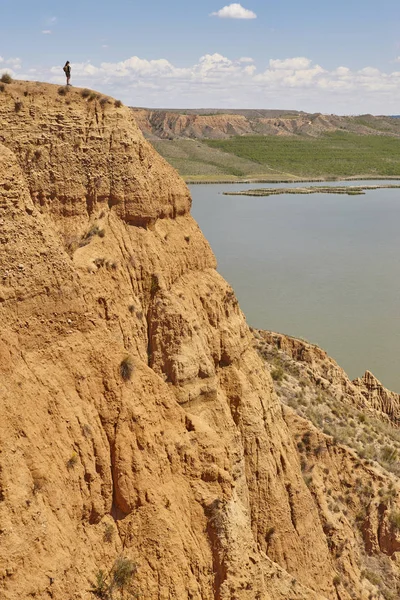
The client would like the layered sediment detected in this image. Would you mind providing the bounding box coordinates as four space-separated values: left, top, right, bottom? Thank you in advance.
0 81 399 600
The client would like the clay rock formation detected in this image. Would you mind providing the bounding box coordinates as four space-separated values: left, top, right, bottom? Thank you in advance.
258 330 400 425
0 81 399 600
132 108 400 141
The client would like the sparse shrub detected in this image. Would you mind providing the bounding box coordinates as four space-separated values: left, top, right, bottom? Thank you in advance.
67 452 78 469
34 149 42 160
94 257 105 268
112 557 136 590
58 86 69 96
389 510 400 530
103 523 114 543
271 366 284 382
114 99 122 108
265 526 275 545
80 224 101 245
128 305 135 314
14 101 23 113
363 569 381 586
89 92 99 101
381 445 397 464
81 88 91 98
0 73 12 84
32 475 44 494
120 356 134 381
0 83 5 93
23 90 28 97
99 97 109 106
333 575 341 586
91 557 137 599
98 228 105 238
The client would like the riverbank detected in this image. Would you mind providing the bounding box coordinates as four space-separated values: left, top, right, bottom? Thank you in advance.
186 175 400 184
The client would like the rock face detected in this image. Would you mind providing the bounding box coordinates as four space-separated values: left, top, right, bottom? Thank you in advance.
258 331 400 425
255 329 400 598
132 108 400 140
0 81 399 600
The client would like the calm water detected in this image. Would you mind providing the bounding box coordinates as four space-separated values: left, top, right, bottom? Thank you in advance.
190 182 400 392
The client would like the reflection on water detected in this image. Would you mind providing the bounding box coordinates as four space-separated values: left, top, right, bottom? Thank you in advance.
190 181 400 392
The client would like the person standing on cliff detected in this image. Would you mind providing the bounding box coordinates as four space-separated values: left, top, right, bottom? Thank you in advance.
63 61 71 85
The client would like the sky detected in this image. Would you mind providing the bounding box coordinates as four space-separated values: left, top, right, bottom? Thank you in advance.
1 0 400 114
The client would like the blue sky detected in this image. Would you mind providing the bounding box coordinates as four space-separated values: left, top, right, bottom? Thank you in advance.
1 0 400 113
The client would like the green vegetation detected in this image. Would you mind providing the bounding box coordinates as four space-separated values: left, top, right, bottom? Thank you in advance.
152 133 400 181
67 452 78 469
389 510 400 530
91 557 137 599
120 356 134 381
203 132 400 179
271 366 284 382
254 331 400 477
0 73 12 84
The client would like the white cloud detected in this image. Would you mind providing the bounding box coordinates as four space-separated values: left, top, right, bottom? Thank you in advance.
13 54 400 114
211 3 257 19
6 57 22 70
269 57 312 71
42 30 52 35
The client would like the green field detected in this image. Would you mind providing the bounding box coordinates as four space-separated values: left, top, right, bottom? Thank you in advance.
153 132 400 182
203 132 400 179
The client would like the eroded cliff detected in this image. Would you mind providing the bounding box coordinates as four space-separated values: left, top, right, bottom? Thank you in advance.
0 81 399 600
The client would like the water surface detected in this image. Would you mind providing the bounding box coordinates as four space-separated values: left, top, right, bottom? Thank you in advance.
190 181 400 392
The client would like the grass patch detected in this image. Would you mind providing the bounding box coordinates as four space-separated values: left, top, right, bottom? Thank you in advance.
203 132 400 179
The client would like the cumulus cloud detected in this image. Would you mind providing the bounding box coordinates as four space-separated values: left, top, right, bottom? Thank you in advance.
14 54 400 114
269 57 312 70
6 58 22 69
42 30 52 34
211 3 257 19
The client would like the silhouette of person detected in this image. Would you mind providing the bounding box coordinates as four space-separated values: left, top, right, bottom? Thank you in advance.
63 61 71 85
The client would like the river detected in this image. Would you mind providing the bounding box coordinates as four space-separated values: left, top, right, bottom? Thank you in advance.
190 181 400 392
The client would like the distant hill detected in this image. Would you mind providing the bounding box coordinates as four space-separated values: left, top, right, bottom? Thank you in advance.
132 108 400 141
131 108 400 182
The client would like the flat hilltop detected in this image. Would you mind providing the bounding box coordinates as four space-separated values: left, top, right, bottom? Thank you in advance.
132 107 400 182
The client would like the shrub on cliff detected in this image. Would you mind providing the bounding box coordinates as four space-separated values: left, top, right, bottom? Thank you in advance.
91 557 137 599
0 73 12 84
120 356 134 381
